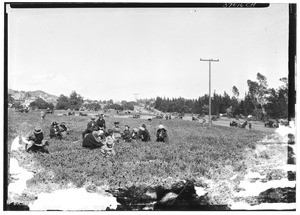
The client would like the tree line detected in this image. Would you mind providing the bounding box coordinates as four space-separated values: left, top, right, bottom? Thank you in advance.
154 73 288 120
8 73 288 120
9 90 136 112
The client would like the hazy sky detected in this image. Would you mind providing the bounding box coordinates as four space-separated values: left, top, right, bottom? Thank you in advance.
8 4 289 101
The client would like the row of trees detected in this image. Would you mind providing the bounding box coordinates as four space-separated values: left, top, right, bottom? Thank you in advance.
56 91 84 110
103 101 135 111
154 73 288 120
20 91 135 112
9 73 288 121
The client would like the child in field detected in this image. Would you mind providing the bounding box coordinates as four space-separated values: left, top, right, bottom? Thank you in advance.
156 124 169 143
96 114 106 131
131 128 140 140
122 125 132 142
112 122 122 143
139 124 151 142
50 121 62 140
100 129 116 157
59 122 70 138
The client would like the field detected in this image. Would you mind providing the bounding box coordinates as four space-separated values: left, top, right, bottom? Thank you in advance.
7 109 291 209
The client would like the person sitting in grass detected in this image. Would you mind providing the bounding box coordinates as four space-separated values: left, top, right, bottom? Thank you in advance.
100 129 116 157
82 129 105 149
122 125 132 142
131 128 140 140
156 124 169 143
112 122 122 143
96 114 106 131
59 122 69 137
24 126 49 153
82 116 99 139
139 124 151 142
50 121 62 140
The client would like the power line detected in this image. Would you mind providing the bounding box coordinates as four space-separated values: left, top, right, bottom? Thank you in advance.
134 93 138 102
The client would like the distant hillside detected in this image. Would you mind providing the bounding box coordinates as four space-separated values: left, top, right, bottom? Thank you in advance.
8 89 58 105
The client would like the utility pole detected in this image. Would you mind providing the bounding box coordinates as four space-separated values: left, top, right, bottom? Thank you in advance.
200 58 219 128
134 93 138 103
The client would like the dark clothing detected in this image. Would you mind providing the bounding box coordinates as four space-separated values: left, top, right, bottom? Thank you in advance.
139 129 151 142
87 120 99 132
50 126 62 139
96 118 106 130
82 133 104 149
156 128 169 143
82 120 98 139
122 130 132 142
131 131 140 140
26 131 44 145
27 144 49 153
25 131 48 153
60 125 69 134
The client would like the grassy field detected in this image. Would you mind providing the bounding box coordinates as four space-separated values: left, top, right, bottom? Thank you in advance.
7 109 269 204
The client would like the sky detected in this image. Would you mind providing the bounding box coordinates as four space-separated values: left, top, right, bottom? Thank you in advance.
7 4 289 101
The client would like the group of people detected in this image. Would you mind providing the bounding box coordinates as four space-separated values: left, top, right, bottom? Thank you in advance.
81 120 169 156
21 113 169 156
22 121 70 153
50 121 70 139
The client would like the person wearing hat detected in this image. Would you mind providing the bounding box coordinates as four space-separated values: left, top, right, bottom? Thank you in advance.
131 128 140 140
122 125 132 142
112 122 122 143
24 126 49 153
82 129 105 149
82 116 99 139
59 122 70 137
156 125 169 143
100 129 116 157
50 121 62 140
96 113 106 131
139 124 151 142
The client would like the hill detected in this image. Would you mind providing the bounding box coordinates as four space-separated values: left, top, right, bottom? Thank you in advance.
8 89 58 105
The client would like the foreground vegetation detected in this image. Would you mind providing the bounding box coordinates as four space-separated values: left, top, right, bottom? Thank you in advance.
7 109 268 193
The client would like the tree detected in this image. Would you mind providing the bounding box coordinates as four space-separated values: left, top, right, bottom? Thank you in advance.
56 94 70 110
247 80 260 107
123 101 135 111
202 104 209 115
279 77 288 101
265 79 288 120
104 103 123 111
69 91 84 111
243 93 255 116
83 102 101 111
232 86 240 98
247 73 270 120
256 73 269 106
226 106 233 117
212 92 220 115
12 101 23 109
29 97 52 109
